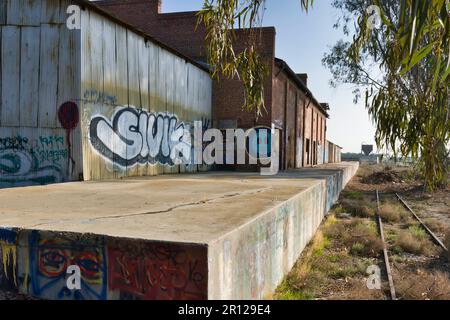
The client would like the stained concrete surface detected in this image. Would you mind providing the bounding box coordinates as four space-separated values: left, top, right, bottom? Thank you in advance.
0 163 354 244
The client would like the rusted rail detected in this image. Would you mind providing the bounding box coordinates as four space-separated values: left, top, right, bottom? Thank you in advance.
376 190 397 300
395 193 448 252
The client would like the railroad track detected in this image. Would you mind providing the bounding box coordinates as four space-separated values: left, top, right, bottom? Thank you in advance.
375 190 449 300
395 193 448 252
375 190 396 300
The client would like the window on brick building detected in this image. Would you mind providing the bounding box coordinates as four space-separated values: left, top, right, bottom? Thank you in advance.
306 139 310 165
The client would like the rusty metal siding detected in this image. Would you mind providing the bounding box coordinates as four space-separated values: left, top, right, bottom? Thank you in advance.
80 8 212 181
0 0 83 188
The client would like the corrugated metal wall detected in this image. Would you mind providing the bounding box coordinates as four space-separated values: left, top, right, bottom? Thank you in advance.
0 0 83 188
0 0 212 187
80 8 212 181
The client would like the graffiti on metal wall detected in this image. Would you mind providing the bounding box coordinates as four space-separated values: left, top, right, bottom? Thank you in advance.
89 107 191 167
28 231 107 300
0 102 79 187
83 89 118 107
0 135 65 186
108 241 207 300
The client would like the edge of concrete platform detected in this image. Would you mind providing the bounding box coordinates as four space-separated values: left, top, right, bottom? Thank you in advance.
0 228 209 300
207 162 359 299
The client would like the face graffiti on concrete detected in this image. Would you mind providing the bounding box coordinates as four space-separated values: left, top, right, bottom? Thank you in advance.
89 107 192 168
0 229 18 290
28 231 107 300
1 229 209 300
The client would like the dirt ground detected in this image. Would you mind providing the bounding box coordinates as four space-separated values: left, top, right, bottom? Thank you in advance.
275 164 450 300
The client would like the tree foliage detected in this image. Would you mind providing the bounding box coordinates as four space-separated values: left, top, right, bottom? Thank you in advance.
198 0 449 190
197 0 314 117
324 0 449 190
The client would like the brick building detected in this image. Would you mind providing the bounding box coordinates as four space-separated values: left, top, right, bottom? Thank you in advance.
94 0 332 169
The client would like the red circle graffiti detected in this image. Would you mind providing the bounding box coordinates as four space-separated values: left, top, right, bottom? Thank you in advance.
58 102 79 130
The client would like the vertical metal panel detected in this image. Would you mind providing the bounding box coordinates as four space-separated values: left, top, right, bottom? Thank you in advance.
154 46 166 175
41 0 63 24
148 41 158 112
20 26 40 127
186 63 199 173
57 23 80 125
1 26 20 126
174 57 186 173
102 18 120 179
164 51 176 174
102 20 117 98
91 12 105 180
86 10 104 180
5 0 20 25
113 24 129 179
126 30 141 177
147 41 158 176
114 25 128 107
21 0 42 26
137 37 150 176
0 0 6 25
80 8 91 180
6 0 41 26
38 24 60 128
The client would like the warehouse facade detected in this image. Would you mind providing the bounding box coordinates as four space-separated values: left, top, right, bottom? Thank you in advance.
95 0 337 170
0 0 212 188
0 0 343 189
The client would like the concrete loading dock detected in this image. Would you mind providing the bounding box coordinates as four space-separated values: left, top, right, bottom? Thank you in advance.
0 162 358 300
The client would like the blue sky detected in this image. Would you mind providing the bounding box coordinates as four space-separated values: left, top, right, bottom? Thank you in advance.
163 1 376 153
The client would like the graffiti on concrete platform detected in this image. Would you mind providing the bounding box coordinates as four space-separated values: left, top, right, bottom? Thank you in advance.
0 229 18 289
108 241 207 300
28 231 107 300
1 229 209 300
0 134 68 186
89 107 191 167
